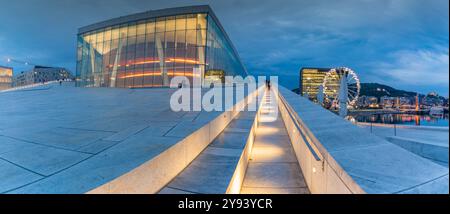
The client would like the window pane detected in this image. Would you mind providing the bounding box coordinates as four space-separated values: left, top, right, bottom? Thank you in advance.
156 17 166 32
102 39 112 85
126 36 136 53
153 65 162 87
136 35 146 59
119 25 128 39
165 31 175 49
96 30 104 43
142 66 154 87
186 14 197 30
165 48 175 84
104 28 112 41
110 39 119 65
186 29 197 48
197 29 206 46
77 47 82 61
146 19 155 34
165 16 176 31
96 42 104 54
176 15 186 30
137 22 146 35
145 33 156 64
155 32 165 50
175 30 186 49
128 24 137 37
197 14 207 29
134 64 144 87
111 27 120 40
88 33 96 44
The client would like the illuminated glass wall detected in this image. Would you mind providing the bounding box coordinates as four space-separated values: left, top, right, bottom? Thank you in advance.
205 15 247 85
76 12 247 88
300 68 329 100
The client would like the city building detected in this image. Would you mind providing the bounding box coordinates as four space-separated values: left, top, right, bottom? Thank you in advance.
76 5 247 88
368 97 380 108
378 96 414 109
356 96 379 109
12 66 73 87
299 67 330 100
380 96 396 108
398 97 413 106
0 66 13 90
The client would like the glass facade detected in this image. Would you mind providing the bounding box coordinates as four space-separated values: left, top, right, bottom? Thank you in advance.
205 15 246 85
0 66 13 90
300 68 330 100
76 9 247 88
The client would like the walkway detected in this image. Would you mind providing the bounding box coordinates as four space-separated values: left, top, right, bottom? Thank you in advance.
240 89 309 194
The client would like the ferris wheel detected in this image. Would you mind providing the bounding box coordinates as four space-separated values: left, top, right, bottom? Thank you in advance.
322 67 360 106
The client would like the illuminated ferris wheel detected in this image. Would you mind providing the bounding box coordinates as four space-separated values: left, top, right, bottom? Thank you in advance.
322 67 360 106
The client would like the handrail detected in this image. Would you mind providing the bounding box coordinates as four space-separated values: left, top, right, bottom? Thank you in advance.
278 92 322 162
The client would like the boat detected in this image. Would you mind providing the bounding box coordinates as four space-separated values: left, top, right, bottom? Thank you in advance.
429 106 444 117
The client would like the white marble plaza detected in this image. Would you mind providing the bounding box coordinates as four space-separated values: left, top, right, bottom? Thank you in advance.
0 82 246 193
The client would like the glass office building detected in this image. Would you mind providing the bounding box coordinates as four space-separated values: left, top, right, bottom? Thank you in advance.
0 66 13 90
299 67 330 100
76 5 247 88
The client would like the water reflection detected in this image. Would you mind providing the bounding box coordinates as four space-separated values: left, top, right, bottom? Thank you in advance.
350 113 449 127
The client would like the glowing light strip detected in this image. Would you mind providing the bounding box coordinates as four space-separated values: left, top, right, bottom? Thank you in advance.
107 58 202 68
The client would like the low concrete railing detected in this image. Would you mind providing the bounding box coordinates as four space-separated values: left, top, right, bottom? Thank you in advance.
276 86 364 194
226 87 266 194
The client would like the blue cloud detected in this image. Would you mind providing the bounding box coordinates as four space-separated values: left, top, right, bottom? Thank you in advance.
0 0 448 96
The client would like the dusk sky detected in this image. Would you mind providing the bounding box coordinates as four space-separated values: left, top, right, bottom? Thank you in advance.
0 0 448 96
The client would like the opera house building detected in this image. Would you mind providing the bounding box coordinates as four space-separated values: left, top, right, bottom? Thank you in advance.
76 5 247 88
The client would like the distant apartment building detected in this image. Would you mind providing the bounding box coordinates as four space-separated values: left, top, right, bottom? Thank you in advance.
13 66 73 87
379 96 413 109
398 97 412 106
380 96 396 108
0 66 13 90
